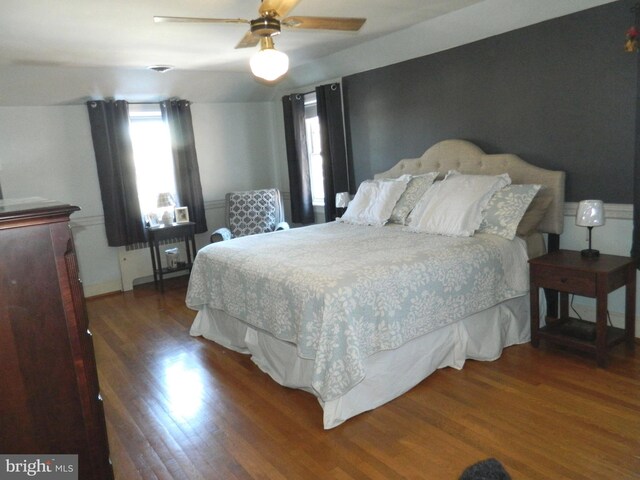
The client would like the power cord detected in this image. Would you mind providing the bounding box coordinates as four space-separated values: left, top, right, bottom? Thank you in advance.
569 294 582 320
569 294 613 327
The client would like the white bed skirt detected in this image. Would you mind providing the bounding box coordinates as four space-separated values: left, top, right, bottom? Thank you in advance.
190 295 531 429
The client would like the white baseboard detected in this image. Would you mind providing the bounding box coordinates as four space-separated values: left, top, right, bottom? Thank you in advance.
82 270 190 298
83 280 122 298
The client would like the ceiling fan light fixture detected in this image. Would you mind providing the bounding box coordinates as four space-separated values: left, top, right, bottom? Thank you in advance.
249 16 281 37
250 37 289 81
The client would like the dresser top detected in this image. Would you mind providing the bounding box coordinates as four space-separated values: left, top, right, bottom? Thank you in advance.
0 197 80 222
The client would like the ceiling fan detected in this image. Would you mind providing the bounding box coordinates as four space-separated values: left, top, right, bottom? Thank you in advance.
154 0 366 81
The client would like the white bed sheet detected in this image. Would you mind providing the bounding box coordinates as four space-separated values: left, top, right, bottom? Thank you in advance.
190 295 531 429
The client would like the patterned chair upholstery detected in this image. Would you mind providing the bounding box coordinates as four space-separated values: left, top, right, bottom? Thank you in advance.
210 188 289 243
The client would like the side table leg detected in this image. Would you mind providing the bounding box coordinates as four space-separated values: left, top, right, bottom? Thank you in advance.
184 234 193 265
559 292 569 320
154 241 164 293
149 243 158 288
530 284 540 348
596 276 608 368
625 265 636 350
544 287 558 319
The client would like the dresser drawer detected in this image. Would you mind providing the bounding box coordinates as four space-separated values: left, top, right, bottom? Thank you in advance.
531 264 596 297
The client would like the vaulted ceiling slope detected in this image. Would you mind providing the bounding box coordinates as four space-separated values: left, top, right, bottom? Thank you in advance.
0 0 617 106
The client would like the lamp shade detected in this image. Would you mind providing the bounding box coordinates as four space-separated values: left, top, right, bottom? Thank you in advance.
157 192 175 208
335 192 351 208
250 37 289 81
575 200 605 227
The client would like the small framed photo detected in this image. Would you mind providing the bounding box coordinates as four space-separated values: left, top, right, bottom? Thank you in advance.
146 212 159 227
175 207 189 223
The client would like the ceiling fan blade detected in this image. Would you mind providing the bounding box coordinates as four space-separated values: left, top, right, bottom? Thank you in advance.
153 16 249 24
235 31 261 49
281 16 366 31
259 0 301 18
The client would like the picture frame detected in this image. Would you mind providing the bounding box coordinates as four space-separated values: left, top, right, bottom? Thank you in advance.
146 212 159 227
174 206 189 223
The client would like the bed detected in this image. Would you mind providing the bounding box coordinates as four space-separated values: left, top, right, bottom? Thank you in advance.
186 139 565 429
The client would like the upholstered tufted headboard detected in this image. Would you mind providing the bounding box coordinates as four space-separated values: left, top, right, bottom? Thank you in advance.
374 139 566 235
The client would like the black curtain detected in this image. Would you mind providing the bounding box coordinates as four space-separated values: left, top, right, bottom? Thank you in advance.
161 99 208 234
282 94 315 224
87 100 146 247
633 4 640 262
316 83 350 222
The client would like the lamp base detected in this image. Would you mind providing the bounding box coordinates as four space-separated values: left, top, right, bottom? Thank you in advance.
161 209 174 226
581 248 600 258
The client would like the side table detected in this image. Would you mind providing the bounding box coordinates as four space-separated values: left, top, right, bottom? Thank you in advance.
529 249 636 367
146 222 196 292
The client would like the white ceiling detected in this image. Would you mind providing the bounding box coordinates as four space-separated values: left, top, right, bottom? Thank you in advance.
0 0 483 71
0 0 618 106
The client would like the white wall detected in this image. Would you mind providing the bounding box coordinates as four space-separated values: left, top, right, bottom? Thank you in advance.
0 102 284 295
0 106 103 215
192 102 285 198
0 106 122 291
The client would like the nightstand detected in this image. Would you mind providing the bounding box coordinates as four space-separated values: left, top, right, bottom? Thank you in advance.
529 250 636 367
146 222 196 292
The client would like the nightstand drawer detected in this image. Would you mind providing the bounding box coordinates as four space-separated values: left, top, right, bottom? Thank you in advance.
531 265 596 296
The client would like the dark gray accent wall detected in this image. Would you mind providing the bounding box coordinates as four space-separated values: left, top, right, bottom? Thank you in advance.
343 0 637 203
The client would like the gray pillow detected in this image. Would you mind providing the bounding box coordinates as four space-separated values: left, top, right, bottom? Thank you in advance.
516 188 554 236
478 184 541 239
388 172 438 225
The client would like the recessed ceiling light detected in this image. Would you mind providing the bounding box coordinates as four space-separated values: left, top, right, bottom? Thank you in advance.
147 65 174 73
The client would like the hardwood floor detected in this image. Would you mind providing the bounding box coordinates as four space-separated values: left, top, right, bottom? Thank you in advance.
87 278 640 479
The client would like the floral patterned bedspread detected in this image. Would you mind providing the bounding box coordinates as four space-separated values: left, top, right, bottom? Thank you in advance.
186 222 529 401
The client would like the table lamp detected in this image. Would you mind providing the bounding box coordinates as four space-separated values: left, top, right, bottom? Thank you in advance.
335 192 351 217
575 199 605 257
157 192 176 226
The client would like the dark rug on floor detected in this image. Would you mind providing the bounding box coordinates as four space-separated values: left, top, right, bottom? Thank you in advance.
459 458 511 480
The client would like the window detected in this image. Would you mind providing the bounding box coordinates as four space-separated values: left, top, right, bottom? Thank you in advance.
304 93 325 206
128 104 177 222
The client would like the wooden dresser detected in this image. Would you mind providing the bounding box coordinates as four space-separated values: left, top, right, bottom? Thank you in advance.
0 199 113 479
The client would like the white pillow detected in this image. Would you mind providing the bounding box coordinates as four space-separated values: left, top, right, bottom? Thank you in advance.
338 176 410 226
407 171 511 236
